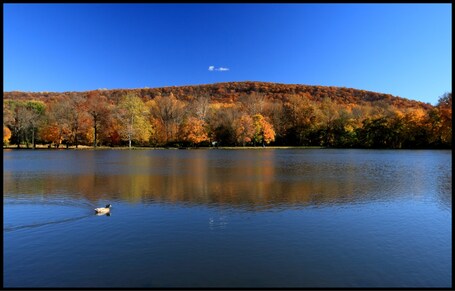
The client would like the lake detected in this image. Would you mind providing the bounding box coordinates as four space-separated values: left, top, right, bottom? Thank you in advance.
3 148 452 288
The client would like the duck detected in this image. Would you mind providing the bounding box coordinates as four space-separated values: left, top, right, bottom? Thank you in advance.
94 204 112 214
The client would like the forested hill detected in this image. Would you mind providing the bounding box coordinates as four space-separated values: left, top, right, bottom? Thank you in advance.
4 81 432 110
3 82 451 149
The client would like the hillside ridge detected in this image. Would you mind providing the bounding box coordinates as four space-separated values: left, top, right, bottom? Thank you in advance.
4 81 432 110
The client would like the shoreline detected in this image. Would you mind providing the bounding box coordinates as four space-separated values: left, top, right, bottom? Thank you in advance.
3 145 448 150
3 145 324 150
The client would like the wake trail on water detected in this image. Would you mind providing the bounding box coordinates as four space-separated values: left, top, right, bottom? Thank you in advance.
4 198 97 209
4 198 100 232
4 214 93 232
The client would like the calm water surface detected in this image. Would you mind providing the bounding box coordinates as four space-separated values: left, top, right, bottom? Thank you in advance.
3 149 452 287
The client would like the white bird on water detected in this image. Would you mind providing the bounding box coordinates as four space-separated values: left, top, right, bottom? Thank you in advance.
94 204 112 215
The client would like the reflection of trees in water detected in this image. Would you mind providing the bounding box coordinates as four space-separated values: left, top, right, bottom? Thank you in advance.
4 172 396 210
5 150 449 210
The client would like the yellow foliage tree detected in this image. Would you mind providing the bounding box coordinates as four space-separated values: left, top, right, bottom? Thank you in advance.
117 93 152 147
253 114 275 146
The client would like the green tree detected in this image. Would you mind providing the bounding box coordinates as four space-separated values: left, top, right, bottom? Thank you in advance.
27 100 46 148
8 100 47 149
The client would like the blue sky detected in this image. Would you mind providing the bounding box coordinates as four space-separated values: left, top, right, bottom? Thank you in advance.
3 4 452 105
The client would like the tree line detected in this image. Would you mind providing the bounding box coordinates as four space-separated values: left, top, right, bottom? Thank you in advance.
3 85 452 149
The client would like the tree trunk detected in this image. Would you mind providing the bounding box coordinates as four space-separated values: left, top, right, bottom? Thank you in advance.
32 128 35 149
74 124 79 149
130 115 134 148
94 129 97 147
25 132 29 148
16 129 21 148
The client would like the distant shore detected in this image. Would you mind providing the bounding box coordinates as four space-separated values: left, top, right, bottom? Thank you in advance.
3 145 324 150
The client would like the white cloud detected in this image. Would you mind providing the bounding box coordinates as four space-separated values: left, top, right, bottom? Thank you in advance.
208 65 229 72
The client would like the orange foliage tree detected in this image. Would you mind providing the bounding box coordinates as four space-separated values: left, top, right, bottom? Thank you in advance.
40 123 63 146
234 114 254 146
180 116 209 146
3 126 12 145
85 91 111 148
433 92 452 147
149 93 186 145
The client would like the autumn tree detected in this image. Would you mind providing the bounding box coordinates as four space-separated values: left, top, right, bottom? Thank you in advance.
427 93 451 148
239 92 266 115
189 94 211 121
3 101 15 146
262 100 286 144
3 126 12 146
283 94 318 145
234 114 254 146
63 93 89 148
252 114 275 146
85 91 111 148
41 94 89 148
435 92 452 147
39 123 62 146
149 93 186 145
316 97 342 147
3 101 14 129
44 95 74 148
4 100 29 148
399 108 430 148
180 116 209 146
206 104 241 146
116 93 152 147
